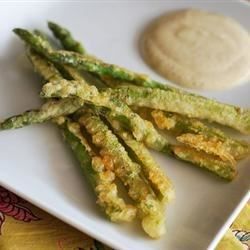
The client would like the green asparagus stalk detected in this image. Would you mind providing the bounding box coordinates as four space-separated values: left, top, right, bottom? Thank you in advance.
151 110 250 161
58 118 136 222
107 86 250 135
106 117 175 203
172 145 236 180
30 33 80 82
79 112 166 238
0 98 82 130
13 28 250 134
48 21 85 54
177 133 236 164
30 30 76 81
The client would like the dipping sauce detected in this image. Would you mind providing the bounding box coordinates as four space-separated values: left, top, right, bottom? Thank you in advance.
141 9 250 90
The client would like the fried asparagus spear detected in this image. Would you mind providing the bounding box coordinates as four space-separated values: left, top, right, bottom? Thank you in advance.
106 86 250 135
13 28 250 134
172 145 236 180
105 117 175 203
0 98 83 130
177 133 236 164
151 110 250 161
79 112 166 238
58 118 136 222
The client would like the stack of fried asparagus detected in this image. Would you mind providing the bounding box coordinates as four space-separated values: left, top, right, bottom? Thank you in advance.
1 22 249 238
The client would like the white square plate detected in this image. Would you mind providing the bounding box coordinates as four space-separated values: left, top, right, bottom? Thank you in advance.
0 1 249 249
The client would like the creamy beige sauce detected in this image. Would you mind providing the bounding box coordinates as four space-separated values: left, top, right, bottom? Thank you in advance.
141 9 250 90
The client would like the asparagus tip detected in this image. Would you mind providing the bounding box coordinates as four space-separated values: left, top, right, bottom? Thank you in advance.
47 21 59 30
13 28 36 45
13 28 27 36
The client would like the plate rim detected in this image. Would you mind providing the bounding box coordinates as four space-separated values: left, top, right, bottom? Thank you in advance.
208 190 250 250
